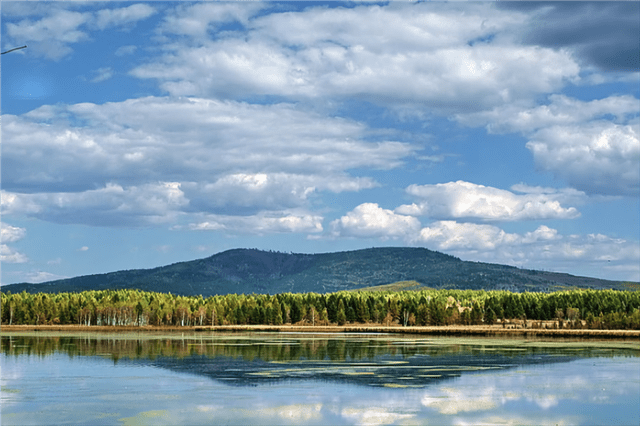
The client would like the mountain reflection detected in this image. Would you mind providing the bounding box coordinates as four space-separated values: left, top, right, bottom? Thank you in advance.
2 333 637 389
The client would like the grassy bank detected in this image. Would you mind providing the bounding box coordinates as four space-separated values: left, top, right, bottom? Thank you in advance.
2 323 639 339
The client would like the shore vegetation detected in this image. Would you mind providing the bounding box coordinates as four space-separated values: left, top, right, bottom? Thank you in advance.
2 288 639 330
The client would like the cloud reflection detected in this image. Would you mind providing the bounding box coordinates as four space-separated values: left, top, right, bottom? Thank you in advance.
340 407 414 426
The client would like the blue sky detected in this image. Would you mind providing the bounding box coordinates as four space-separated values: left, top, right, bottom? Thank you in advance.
1 1 639 285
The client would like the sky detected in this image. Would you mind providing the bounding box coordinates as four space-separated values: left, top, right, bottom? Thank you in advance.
1 1 639 286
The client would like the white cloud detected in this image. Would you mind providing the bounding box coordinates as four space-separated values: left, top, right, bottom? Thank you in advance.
526 122 639 196
2 97 411 228
3 4 156 60
184 173 377 215
509 184 588 204
327 203 639 280
456 95 640 196
422 386 498 415
5 97 411 190
188 222 226 232
3 271 67 284
0 223 28 264
252 403 323 423
1 190 42 216
189 211 323 235
340 407 414 426
2 182 188 227
1 223 26 243
160 2 266 39
522 225 560 244
457 94 639 134
5 9 91 59
94 4 157 30
330 203 421 239
0 244 28 264
114 45 137 56
417 221 520 251
90 67 113 83
415 221 640 280
78 246 89 252
133 3 579 113
396 181 581 221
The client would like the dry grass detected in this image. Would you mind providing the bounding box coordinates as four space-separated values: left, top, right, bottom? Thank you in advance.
2 323 638 338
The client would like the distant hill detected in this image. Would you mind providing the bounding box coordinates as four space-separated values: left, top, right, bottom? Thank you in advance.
1 247 635 296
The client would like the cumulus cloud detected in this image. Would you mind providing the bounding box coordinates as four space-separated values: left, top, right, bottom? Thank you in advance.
5 9 91 59
329 203 639 280
526 122 639 196
183 173 377 216
330 203 421 239
1 191 41 216
417 221 521 251
456 95 640 197
457 94 639 134
2 182 188 227
133 3 579 113
159 2 267 39
0 223 28 264
1 223 26 243
94 4 157 30
2 97 410 229
0 244 28 264
3 97 410 192
3 4 156 60
415 221 639 280
189 211 323 235
395 181 581 221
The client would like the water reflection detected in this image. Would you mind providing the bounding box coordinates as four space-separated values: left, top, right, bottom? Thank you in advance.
3 332 636 361
1 333 638 425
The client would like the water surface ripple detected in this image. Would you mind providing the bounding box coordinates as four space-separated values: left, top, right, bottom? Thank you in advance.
1 332 638 425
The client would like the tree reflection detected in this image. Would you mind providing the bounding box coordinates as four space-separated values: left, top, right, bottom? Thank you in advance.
2 333 637 388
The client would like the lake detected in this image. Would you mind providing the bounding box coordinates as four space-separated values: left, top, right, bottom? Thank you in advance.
1 331 638 425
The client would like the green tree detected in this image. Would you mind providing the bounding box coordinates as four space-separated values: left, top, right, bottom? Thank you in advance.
416 302 429 326
484 307 496 325
336 299 347 326
429 298 446 326
326 294 338 323
471 301 483 325
290 297 303 324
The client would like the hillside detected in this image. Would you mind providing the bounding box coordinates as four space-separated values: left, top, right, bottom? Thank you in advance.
1 247 633 296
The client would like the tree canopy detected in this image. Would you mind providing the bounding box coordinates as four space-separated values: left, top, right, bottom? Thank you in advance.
2 287 639 330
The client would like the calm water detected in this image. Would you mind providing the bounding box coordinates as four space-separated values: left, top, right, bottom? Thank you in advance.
1 332 638 425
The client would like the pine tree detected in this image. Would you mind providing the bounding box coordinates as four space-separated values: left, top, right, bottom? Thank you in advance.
485 307 496 325
337 299 347 326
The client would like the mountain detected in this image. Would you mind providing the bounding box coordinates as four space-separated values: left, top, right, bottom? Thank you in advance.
1 247 634 296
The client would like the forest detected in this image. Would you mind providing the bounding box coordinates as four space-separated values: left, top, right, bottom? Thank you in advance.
2 288 639 330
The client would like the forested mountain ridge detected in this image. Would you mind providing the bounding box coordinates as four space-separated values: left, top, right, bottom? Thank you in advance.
2 247 634 297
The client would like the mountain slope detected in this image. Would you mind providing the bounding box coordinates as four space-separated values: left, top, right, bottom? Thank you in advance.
2 247 633 296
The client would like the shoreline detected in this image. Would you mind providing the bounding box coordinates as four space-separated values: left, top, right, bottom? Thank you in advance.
2 324 638 339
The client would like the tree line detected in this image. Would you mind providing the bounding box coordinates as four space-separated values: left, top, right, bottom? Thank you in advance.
2 288 639 329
